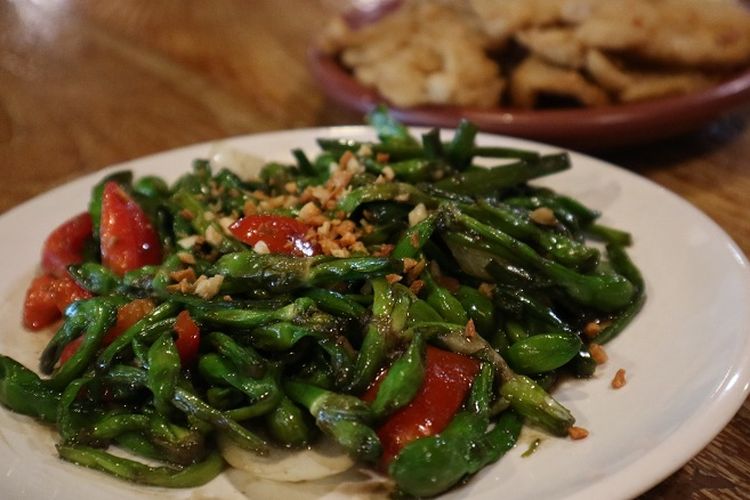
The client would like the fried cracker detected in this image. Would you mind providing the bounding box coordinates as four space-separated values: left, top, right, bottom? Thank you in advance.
516 28 587 68
586 50 714 102
511 56 610 108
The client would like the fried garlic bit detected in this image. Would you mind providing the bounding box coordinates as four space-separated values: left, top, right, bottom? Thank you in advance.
325 1 504 108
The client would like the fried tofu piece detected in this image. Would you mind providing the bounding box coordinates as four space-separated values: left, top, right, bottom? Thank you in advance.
516 28 587 69
585 50 714 102
511 56 610 108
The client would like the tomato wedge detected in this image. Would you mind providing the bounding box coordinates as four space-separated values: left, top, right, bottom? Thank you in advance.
229 215 318 256
41 212 93 278
174 310 201 366
23 275 92 331
100 181 162 275
59 298 155 365
362 346 480 466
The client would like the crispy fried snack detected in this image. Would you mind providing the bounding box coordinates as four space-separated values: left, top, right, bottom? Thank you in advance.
323 0 750 109
325 1 504 108
585 50 714 103
511 56 610 108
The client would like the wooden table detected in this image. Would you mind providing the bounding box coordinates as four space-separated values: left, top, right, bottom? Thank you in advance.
1 1 748 497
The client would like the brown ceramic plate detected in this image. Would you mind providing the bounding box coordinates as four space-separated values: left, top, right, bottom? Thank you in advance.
309 5 750 150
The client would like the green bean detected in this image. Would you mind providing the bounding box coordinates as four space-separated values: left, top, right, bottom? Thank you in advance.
338 182 436 215
587 224 632 246
391 213 438 260
57 446 223 487
455 285 495 337
206 331 266 378
451 209 636 312
369 332 426 419
504 333 582 374
41 298 118 389
146 333 180 415
189 297 313 330
68 263 120 295
422 270 468 325
96 302 179 372
434 153 570 196
302 288 368 319
594 244 646 344
264 396 312 447
367 105 419 147
212 252 397 293
0 355 60 423
198 354 281 417
284 380 381 462
172 386 268 454
348 278 394 392
500 375 574 436
446 119 478 170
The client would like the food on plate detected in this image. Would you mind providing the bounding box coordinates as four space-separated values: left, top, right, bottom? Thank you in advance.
322 0 750 109
323 1 504 107
510 56 611 108
0 109 645 497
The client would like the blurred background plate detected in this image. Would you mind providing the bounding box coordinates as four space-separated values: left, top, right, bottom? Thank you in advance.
309 1 750 151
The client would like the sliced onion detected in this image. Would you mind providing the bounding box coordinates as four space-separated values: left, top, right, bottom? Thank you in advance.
225 466 393 500
445 241 494 280
219 434 355 482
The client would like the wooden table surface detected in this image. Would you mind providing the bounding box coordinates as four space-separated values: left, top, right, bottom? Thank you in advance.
0 1 748 498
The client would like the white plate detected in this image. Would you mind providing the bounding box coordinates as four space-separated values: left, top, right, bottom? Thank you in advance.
1 128 749 500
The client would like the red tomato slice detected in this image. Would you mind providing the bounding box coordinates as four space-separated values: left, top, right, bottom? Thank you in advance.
174 310 200 366
23 275 92 331
100 181 162 275
41 212 93 278
229 215 318 256
362 346 480 467
59 298 155 365
23 275 62 331
58 338 82 367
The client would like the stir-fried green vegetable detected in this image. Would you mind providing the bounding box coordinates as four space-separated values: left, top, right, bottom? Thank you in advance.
0 108 644 497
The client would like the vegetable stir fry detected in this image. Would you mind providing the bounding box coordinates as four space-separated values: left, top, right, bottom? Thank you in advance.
0 108 644 497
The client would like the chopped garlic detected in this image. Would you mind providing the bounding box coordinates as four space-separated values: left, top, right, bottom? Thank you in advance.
253 240 270 254
357 144 373 157
205 225 224 246
177 252 196 265
218 216 237 234
178 235 199 249
193 275 224 300
530 207 558 226
408 203 428 227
